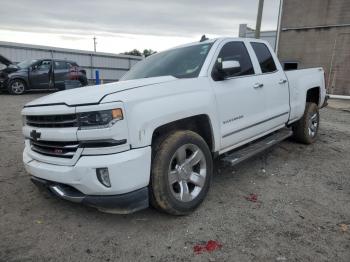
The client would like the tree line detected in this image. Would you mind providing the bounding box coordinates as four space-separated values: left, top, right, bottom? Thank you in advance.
123 49 157 57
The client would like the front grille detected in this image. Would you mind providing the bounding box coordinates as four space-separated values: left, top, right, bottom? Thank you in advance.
26 114 77 128
30 140 79 158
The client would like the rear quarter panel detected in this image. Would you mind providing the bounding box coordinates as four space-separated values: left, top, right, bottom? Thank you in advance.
285 68 326 122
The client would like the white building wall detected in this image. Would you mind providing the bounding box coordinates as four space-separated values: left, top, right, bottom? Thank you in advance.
238 24 277 50
0 41 142 82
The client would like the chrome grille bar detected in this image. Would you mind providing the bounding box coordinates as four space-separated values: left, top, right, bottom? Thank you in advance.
30 140 79 159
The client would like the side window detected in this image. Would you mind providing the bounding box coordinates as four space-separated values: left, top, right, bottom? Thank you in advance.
54 61 68 70
37 60 51 70
251 42 277 73
213 41 254 78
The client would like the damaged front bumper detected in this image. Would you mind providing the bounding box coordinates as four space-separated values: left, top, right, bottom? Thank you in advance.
0 76 9 90
31 176 149 214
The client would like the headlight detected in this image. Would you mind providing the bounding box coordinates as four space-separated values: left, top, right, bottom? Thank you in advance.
78 108 123 130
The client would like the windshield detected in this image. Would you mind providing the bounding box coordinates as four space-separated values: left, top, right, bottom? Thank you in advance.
17 59 38 69
121 43 213 81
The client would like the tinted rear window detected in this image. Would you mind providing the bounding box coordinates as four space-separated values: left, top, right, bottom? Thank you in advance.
251 42 277 73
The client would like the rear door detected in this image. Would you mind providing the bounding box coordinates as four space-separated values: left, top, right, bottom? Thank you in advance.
209 40 268 151
53 60 69 89
30 60 52 89
250 42 290 127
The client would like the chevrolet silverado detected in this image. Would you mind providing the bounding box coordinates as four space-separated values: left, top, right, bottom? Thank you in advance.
22 37 327 215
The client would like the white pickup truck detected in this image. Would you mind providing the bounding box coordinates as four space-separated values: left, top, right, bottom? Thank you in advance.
22 37 327 215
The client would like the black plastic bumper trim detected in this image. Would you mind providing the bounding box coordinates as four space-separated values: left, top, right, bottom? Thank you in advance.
80 139 127 148
30 176 149 214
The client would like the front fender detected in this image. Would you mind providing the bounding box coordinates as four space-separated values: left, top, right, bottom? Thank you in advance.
102 78 221 152
132 92 218 148
8 72 29 87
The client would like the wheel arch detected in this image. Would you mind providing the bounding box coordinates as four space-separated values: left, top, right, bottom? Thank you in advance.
7 77 29 94
151 114 215 153
8 76 29 89
306 86 320 106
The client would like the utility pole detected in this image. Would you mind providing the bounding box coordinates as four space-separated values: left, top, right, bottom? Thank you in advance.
93 36 97 52
255 0 264 39
275 0 284 53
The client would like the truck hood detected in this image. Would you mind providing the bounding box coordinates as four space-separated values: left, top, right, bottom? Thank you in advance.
25 76 177 107
0 54 13 66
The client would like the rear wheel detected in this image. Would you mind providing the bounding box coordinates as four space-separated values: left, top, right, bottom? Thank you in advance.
8 79 26 95
79 78 88 87
292 102 319 144
150 130 213 215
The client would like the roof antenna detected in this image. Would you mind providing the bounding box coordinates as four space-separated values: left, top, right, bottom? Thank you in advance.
200 35 209 42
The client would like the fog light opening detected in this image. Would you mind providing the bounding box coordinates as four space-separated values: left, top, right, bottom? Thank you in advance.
96 168 111 188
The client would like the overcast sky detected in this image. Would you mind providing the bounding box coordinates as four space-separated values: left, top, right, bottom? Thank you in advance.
0 0 281 54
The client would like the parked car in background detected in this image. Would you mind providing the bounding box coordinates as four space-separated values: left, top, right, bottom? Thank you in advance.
0 55 88 95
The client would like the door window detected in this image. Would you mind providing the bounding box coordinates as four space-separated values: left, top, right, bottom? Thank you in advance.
54 61 68 70
37 60 51 70
212 41 254 79
251 42 277 73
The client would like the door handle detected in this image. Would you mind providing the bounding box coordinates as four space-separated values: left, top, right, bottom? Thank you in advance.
278 79 287 84
253 83 264 89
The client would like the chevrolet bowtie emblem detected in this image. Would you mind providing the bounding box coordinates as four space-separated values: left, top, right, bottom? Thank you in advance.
30 130 41 141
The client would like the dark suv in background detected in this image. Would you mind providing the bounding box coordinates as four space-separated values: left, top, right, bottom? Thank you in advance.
0 55 88 95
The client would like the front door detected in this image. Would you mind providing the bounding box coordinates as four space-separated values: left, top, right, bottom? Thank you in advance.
210 40 267 151
29 60 52 89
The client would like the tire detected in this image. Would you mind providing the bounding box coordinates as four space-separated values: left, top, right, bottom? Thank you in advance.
8 79 26 95
150 130 213 215
292 102 319 144
79 78 88 87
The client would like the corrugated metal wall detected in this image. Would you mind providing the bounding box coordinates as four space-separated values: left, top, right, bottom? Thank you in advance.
0 41 142 83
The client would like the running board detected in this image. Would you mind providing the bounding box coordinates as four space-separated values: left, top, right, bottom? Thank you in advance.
222 128 293 166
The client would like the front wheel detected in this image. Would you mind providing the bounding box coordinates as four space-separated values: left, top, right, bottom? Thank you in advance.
150 130 213 215
292 102 320 144
8 79 26 95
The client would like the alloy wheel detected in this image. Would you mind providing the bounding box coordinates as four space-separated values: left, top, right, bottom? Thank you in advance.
11 81 25 94
168 144 207 202
308 112 318 137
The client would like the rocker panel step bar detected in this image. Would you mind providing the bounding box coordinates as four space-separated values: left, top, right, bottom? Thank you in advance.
222 128 293 166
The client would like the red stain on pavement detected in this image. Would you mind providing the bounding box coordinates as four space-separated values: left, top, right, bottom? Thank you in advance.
193 240 222 254
245 193 258 202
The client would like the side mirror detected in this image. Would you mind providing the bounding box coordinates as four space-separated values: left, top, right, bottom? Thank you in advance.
212 60 242 81
221 60 241 75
